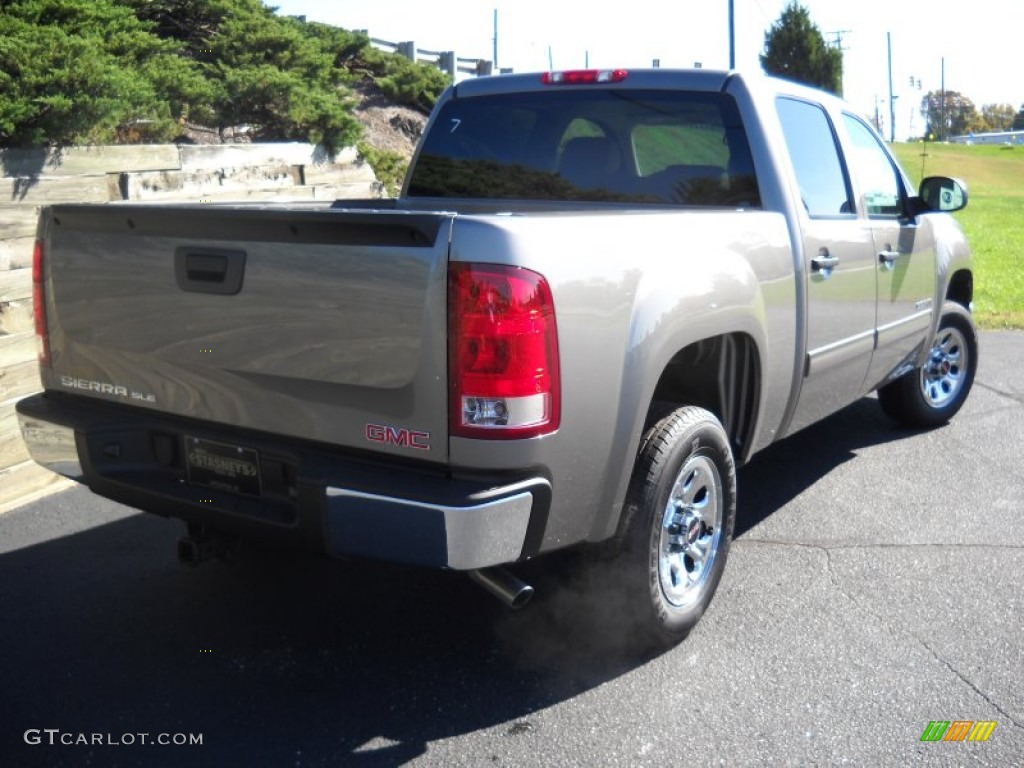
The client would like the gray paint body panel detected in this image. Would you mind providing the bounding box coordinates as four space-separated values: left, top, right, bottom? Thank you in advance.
446 210 794 547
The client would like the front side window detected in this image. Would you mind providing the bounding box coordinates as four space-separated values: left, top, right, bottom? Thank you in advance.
776 97 852 217
841 114 903 216
407 89 761 207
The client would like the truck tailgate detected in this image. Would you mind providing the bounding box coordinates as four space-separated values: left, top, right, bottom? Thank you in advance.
41 205 453 462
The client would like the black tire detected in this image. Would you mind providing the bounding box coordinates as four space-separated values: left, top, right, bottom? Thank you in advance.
877 302 978 428
614 405 736 650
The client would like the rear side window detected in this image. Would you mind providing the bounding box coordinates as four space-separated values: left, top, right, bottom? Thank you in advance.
776 97 853 217
407 89 761 207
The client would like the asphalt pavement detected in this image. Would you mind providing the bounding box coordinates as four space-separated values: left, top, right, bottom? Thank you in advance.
1 331 1021 767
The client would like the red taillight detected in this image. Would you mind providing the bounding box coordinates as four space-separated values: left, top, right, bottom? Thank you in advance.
448 264 560 439
32 239 50 368
541 69 628 85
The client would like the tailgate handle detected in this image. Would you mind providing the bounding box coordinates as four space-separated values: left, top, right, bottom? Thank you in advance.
175 248 246 295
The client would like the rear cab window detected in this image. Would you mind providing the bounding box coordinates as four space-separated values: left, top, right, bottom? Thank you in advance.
407 89 761 208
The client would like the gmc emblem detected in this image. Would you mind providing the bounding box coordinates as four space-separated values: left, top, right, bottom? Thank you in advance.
365 423 430 451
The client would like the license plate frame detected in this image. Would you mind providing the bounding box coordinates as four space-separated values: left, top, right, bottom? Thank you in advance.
185 436 262 497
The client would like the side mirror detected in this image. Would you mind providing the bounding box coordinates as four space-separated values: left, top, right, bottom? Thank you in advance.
917 176 968 213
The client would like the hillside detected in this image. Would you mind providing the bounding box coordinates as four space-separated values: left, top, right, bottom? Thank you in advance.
352 80 427 161
0 0 444 160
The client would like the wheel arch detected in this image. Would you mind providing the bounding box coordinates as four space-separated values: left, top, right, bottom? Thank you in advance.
946 268 973 310
593 331 761 548
589 329 764 546
644 332 762 464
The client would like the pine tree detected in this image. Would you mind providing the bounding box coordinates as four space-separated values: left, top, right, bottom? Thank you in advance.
760 2 843 96
0 0 206 146
0 0 449 151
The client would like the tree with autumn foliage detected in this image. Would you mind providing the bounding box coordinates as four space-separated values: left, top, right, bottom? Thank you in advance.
920 91 977 139
980 104 1017 133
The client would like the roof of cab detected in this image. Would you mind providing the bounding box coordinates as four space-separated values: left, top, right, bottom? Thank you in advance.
452 68 735 98
450 68 851 109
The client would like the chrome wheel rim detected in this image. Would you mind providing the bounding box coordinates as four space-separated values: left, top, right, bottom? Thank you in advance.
658 455 723 608
920 325 969 409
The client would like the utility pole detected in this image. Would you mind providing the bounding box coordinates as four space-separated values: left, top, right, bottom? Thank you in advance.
493 9 498 69
828 29 850 96
887 32 896 142
940 57 946 141
728 0 735 69
828 30 851 50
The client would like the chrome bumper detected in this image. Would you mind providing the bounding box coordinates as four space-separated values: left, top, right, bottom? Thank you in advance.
325 484 539 570
16 412 84 481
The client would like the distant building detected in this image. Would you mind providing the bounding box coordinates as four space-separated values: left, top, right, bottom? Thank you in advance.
949 131 1024 146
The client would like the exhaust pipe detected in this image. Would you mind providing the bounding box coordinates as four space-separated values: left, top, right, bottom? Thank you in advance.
177 525 238 566
469 567 534 609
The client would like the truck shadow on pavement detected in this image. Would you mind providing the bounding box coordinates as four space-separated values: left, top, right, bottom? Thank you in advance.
735 395 918 538
2 507 642 766
1 397 918 767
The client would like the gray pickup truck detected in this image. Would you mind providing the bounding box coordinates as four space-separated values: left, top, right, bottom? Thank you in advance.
17 69 977 649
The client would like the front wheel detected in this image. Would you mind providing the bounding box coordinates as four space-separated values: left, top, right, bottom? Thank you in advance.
615 406 736 650
877 301 978 428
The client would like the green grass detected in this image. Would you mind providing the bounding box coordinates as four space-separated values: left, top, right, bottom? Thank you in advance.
890 142 1024 328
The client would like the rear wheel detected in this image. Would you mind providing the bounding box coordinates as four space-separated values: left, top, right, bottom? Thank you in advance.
615 406 736 650
878 302 978 428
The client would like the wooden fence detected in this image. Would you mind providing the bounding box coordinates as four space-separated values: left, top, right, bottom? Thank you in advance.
0 142 382 511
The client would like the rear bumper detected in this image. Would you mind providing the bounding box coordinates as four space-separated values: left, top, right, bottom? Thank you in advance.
15 393 550 570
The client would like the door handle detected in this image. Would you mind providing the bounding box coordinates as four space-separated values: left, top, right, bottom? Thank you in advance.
810 250 840 275
879 250 900 268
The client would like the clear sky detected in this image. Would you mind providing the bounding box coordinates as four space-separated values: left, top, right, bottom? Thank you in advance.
262 1 1021 140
